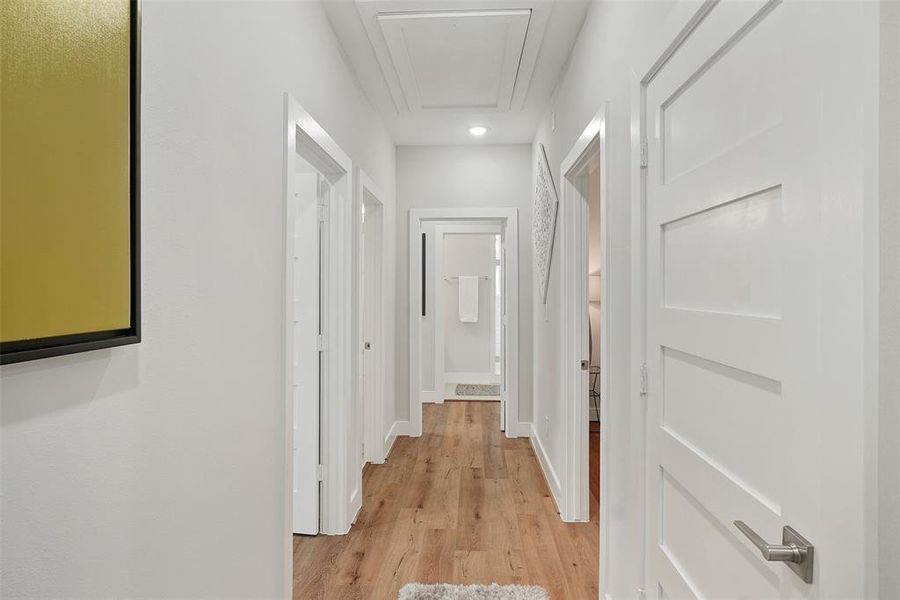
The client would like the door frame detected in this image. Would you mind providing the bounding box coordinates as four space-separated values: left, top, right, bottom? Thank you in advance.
357 169 387 465
559 105 610 536
615 5 730 593
282 93 357 592
433 223 504 409
407 208 525 438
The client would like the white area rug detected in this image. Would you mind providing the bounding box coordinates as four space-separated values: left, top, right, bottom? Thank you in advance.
455 383 501 397
398 583 550 600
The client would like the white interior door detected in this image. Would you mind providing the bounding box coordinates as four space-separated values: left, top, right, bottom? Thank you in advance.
360 202 375 469
499 235 507 432
292 173 329 535
643 1 869 597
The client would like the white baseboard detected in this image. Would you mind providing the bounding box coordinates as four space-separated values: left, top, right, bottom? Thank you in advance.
529 424 562 514
391 420 415 437
445 371 501 385
383 421 403 459
349 486 362 526
420 390 440 404
505 421 531 438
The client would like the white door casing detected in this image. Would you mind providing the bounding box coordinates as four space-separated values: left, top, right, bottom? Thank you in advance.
559 105 610 527
639 2 875 598
283 94 357 570
408 208 522 438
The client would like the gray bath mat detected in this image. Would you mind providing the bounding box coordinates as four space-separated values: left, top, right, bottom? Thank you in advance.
398 583 550 600
455 383 501 397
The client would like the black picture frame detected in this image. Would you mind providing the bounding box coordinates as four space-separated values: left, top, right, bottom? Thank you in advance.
0 0 141 365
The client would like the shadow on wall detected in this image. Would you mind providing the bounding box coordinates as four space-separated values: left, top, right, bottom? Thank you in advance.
0 349 139 426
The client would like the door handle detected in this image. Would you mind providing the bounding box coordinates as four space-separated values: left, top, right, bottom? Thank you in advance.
733 521 814 583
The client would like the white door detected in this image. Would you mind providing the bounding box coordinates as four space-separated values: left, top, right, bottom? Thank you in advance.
499 236 507 432
643 1 869 598
360 203 374 469
292 173 329 535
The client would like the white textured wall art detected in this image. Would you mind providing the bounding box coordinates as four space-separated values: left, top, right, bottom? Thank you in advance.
533 143 558 303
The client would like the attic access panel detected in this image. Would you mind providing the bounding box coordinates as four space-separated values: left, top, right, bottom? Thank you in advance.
378 9 531 112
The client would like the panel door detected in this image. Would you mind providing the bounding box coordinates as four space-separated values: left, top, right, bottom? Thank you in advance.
643 2 868 598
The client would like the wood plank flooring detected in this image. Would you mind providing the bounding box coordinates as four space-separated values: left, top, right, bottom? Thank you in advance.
293 401 600 600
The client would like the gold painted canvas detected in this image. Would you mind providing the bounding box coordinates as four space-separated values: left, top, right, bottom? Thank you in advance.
1 0 137 357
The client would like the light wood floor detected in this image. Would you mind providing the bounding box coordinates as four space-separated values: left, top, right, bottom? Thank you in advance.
293 401 600 599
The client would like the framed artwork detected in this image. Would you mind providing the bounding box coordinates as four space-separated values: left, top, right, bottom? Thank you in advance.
533 143 558 304
1 0 141 364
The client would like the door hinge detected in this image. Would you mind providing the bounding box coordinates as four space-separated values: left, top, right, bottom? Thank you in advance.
317 334 327 352
581 359 590 371
640 138 649 168
317 204 328 223
640 362 648 396
315 464 324 482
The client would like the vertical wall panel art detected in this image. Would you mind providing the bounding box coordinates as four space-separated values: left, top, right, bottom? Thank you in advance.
533 143 558 304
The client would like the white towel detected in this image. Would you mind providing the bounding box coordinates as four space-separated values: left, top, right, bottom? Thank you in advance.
458 276 479 323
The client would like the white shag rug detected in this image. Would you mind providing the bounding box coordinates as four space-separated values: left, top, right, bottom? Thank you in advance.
398 583 549 600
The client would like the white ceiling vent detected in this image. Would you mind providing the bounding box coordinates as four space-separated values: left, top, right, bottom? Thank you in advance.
377 9 531 112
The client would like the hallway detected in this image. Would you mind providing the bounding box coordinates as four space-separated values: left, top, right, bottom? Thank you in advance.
293 402 599 599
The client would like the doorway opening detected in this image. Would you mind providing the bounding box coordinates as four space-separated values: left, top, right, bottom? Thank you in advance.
559 105 611 584
283 94 359 573
407 208 524 439
358 170 387 467
434 224 504 422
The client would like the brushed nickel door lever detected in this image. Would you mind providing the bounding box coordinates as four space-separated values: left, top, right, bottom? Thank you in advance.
733 521 814 583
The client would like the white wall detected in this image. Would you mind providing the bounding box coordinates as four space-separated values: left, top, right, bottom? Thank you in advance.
442 234 496 376
0 2 395 598
529 2 674 599
879 1 900 597
396 145 533 422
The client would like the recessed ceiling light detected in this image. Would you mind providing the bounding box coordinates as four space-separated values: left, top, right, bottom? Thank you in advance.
468 126 488 137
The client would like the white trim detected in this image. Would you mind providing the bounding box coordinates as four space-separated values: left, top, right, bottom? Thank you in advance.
629 72 649 600
529 424 562 513
621 5 718 594
444 372 501 385
383 421 401 460
408 208 524 438
558 105 610 527
282 94 356 590
357 169 387 466
420 390 440 404
392 420 414 437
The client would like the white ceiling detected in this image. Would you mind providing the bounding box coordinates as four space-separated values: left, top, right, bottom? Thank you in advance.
323 0 589 146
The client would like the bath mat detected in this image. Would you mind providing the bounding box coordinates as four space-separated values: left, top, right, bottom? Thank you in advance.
455 383 501 397
398 583 550 600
